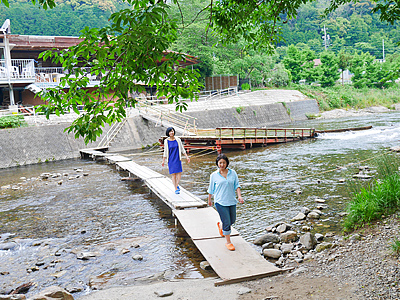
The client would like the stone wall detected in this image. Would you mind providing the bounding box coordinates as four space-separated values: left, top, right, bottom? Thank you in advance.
0 116 165 169
186 99 319 128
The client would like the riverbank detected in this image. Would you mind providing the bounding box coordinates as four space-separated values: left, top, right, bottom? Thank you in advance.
78 213 400 300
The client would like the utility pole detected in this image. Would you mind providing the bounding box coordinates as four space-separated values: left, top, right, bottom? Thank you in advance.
322 25 330 51
382 39 385 61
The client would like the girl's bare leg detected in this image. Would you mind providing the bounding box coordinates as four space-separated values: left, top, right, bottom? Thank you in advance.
171 173 178 190
175 172 182 188
225 234 231 244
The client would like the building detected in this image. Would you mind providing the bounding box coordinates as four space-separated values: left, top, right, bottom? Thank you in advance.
0 19 199 111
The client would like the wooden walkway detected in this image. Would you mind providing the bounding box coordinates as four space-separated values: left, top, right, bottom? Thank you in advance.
80 149 285 285
160 127 316 153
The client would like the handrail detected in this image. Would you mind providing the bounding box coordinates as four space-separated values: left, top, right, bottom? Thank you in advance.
137 101 197 136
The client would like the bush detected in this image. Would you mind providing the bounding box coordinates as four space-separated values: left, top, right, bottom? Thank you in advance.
241 83 250 90
343 155 400 232
0 115 27 129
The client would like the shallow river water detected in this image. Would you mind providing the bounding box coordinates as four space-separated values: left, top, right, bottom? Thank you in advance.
1 111 400 298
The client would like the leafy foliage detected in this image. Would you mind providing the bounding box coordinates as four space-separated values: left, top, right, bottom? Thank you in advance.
38 1 201 143
0 115 27 129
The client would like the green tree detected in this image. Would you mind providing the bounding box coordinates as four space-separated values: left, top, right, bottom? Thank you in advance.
337 50 352 85
349 51 375 89
283 45 304 83
319 51 339 87
269 63 290 87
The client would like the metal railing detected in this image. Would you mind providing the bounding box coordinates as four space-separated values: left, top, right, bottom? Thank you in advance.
203 87 238 101
137 101 197 136
0 59 35 80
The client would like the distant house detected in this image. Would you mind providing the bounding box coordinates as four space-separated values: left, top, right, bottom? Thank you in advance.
0 19 199 111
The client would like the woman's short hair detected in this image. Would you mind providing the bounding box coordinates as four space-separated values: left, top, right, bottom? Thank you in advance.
216 153 229 167
166 127 175 136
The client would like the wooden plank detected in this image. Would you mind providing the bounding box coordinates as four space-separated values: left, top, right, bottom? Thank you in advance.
107 155 132 163
193 236 283 285
117 161 164 180
173 207 239 240
146 177 207 209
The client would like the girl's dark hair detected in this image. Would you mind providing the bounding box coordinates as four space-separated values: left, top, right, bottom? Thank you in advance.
216 153 229 167
166 127 175 136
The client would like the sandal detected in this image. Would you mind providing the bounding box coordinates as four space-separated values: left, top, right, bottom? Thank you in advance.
225 243 235 251
175 189 180 194
217 222 224 237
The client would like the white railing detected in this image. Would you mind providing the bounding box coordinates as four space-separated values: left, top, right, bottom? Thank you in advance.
202 87 238 101
0 105 36 117
0 59 35 80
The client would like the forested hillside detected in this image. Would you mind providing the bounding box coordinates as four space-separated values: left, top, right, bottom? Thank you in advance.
2 0 399 88
0 0 126 36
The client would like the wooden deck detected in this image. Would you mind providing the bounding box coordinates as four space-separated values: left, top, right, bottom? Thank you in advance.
79 149 286 285
160 127 316 153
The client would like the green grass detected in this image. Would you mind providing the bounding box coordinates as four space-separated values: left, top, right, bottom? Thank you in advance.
263 84 400 112
392 239 400 256
0 115 28 129
343 155 400 232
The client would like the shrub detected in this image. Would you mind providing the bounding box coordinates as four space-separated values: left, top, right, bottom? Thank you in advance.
0 115 27 129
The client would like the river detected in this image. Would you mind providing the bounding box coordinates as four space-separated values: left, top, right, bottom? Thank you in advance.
1 111 400 297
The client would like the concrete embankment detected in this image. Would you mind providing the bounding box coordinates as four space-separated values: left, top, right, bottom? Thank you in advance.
0 90 319 169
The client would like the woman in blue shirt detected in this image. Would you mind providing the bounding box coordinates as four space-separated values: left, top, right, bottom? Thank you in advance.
208 153 243 251
162 127 190 194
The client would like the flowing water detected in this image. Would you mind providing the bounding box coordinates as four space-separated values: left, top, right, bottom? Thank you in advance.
1 111 400 297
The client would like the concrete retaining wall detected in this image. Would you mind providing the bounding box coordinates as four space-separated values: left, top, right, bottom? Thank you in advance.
186 99 319 128
0 99 319 169
0 116 165 169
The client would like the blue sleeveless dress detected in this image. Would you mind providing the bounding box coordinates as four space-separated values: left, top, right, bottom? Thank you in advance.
167 139 183 174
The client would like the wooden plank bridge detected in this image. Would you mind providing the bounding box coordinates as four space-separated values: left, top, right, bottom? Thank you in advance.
80 149 285 285
160 127 316 153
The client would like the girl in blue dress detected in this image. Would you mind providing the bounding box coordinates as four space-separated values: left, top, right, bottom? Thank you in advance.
162 127 190 194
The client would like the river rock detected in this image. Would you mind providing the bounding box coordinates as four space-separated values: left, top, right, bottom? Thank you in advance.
154 289 173 297
254 233 279 245
76 252 100 260
0 295 26 300
132 254 143 261
40 173 51 180
280 231 298 243
314 198 325 203
315 242 333 252
315 233 324 242
281 243 294 254
237 287 252 295
276 224 288 233
390 146 400 152
0 242 17 251
30 286 73 300
301 207 310 215
307 211 320 219
200 261 211 270
291 212 306 221
263 249 282 259
299 232 317 250
261 242 274 250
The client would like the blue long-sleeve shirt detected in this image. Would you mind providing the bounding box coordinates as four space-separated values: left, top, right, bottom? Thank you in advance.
207 168 240 206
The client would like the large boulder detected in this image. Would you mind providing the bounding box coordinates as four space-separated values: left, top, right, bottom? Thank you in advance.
30 286 74 300
299 232 317 250
254 233 279 245
279 231 298 243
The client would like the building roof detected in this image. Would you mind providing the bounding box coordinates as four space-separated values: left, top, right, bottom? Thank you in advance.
1 34 199 66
